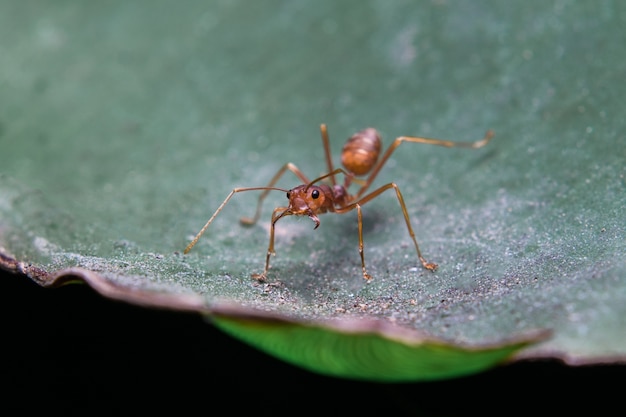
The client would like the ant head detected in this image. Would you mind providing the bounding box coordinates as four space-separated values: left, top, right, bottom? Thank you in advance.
286 184 329 213
285 184 333 228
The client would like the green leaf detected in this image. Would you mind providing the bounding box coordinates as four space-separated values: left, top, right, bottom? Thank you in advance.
210 303 548 382
0 1 624 381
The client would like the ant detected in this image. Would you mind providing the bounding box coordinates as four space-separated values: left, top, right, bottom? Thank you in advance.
184 124 494 282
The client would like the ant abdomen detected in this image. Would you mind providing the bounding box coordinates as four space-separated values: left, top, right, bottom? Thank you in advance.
341 128 382 176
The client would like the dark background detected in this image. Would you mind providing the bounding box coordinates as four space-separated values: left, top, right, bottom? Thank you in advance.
2 267 621 415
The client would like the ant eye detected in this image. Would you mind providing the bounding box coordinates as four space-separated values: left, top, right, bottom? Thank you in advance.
311 189 320 199
286 191 291 199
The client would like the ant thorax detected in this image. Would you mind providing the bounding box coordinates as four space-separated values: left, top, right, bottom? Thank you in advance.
332 183 349 207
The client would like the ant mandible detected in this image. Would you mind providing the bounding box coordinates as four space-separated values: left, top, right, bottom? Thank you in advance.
184 124 494 282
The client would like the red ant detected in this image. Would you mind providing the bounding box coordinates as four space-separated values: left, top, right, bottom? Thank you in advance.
184 124 494 282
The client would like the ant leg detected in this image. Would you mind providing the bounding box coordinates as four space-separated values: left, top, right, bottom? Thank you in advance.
251 206 290 282
185 187 282 254
388 183 438 271
355 130 494 199
240 162 310 225
355 203 373 280
336 183 438 272
320 124 337 186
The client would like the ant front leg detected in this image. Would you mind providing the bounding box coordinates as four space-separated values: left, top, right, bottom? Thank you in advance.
240 163 310 226
184 186 289 255
251 206 291 282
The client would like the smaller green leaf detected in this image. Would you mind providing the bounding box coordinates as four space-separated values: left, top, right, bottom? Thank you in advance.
210 303 549 382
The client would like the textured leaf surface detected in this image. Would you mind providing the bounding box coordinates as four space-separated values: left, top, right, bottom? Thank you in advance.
0 1 624 380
